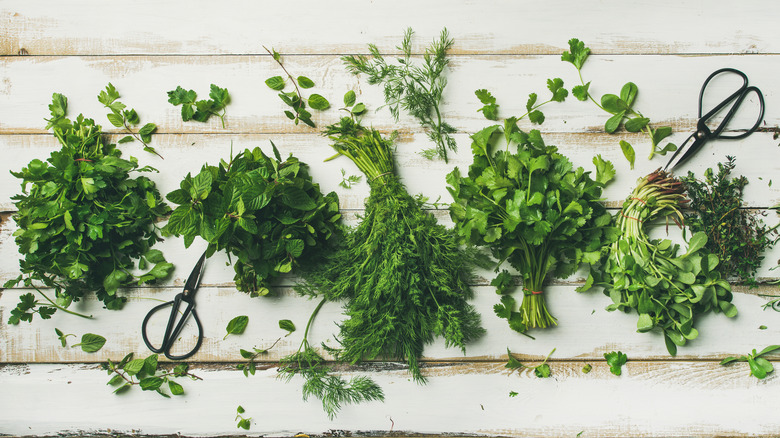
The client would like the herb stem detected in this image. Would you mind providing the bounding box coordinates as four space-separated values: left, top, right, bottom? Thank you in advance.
35 288 93 319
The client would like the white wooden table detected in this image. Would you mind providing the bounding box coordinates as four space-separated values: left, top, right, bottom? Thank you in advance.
2 1 779 436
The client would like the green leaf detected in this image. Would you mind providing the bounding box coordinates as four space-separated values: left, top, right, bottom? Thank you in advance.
748 357 768 379
757 345 780 357
592 155 616 185
619 140 635 169
118 135 134 144
307 93 330 111
265 76 286 91
561 38 590 70
343 90 357 107
297 76 315 89
547 78 568 102
224 315 249 340
604 111 625 133
72 333 106 353
601 94 628 114
637 313 653 332
279 319 296 334
282 187 317 210
139 376 164 391
685 232 708 255
191 170 213 200
604 351 628 376
620 82 638 108
572 82 590 101
106 113 124 128
123 358 145 376
624 117 649 133
168 380 184 395
147 262 174 280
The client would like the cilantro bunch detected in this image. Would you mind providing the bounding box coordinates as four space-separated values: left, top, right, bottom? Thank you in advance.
5 94 172 324
584 170 737 355
297 116 485 383
448 125 615 332
162 143 340 296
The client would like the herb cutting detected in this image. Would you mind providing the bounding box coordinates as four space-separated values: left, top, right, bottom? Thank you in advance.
5 93 173 324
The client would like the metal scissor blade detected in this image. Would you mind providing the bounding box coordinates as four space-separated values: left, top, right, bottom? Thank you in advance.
663 131 699 172
183 250 208 295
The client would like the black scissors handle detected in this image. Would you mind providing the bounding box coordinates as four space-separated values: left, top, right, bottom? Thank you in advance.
141 294 204 360
697 68 764 139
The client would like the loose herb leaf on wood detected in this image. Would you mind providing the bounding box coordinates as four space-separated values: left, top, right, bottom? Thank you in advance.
277 298 384 420
681 156 778 287
162 143 340 296
604 351 628 376
224 315 249 340
167 84 231 128
235 406 251 430
505 348 556 378
562 38 677 164
237 337 280 377
343 28 457 162
98 83 162 159
72 333 107 353
104 353 201 397
264 46 330 127
720 345 780 379
5 93 172 324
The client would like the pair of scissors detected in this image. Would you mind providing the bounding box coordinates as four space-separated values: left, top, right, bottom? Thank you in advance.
141 250 207 360
664 67 765 172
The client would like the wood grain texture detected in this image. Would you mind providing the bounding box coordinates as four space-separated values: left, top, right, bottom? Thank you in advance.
1 55 776 134
1 0 777 56
3 1 780 436
1 361 779 437
1 284 778 363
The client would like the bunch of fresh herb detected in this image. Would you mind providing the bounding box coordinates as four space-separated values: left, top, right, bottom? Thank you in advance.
343 28 457 162
264 46 330 127
448 121 615 332
681 156 778 287
98 83 161 158
277 298 384 420
583 170 737 355
104 353 201 397
167 84 231 128
604 351 628 376
562 38 676 168
297 116 485 383
505 348 556 378
5 93 173 324
162 143 340 296
720 345 780 379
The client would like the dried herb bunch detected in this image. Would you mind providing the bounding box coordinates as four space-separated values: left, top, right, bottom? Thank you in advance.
681 156 778 287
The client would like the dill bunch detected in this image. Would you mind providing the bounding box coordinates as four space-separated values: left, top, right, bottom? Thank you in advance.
680 156 778 287
342 28 457 162
298 116 485 383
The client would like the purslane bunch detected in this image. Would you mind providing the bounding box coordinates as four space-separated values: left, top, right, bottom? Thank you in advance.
582 170 737 355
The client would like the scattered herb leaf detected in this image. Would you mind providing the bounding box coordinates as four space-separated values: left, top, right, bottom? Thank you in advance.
98 83 162 159
167 84 231 128
264 46 329 127
104 353 201 397
237 338 281 377
582 363 592 374
604 351 628 376
72 333 107 353
338 169 362 189
235 405 251 430
55 328 75 347
224 315 249 340
279 319 296 335
720 345 780 379
505 348 556 378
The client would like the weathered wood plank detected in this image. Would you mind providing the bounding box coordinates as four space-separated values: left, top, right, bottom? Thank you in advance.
1 55 776 134
1 283 778 363
1 0 778 56
1 361 778 437
2 132 779 213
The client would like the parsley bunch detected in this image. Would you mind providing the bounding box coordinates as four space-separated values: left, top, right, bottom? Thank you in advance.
297 116 485 383
343 28 457 162
585 170 737 355
162 143 340 296
5 93 172 324
448 124 615 332
681 157 778 287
